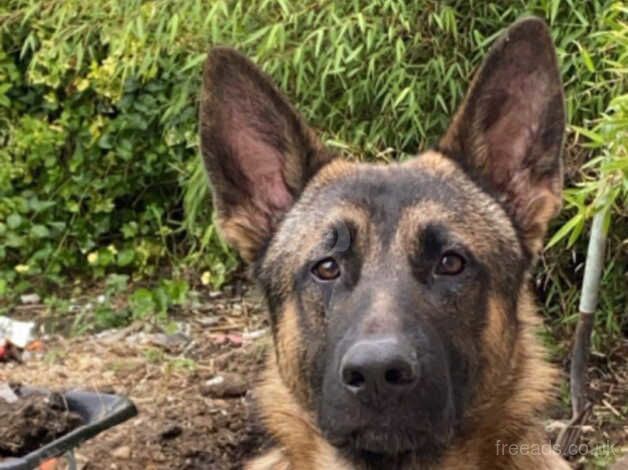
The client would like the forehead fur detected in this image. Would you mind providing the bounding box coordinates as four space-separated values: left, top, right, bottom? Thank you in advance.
261 151 522 275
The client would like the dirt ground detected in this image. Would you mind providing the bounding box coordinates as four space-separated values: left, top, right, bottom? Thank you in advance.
1 286 626 469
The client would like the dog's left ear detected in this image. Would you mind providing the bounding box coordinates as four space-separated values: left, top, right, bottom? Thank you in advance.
440 18 565 255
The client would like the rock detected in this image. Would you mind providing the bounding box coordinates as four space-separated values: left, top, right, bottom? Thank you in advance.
243 328 269 341
112 445 131 459
148 332 189 351
200 373 247 399
196 316 220 327
20 293 40 304
160 424 183 440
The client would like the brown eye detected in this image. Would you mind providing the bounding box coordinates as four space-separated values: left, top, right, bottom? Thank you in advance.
311 258 341 281
435 252 465 275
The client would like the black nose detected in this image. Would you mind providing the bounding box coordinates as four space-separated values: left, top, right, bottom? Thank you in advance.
339 337 418 399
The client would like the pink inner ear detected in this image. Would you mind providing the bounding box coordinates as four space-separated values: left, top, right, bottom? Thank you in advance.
484 57 550 186
231 119 294 215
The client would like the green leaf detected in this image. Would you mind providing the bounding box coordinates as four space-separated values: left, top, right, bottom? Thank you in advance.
31 224 50 238
547 213 584 249
153 286 170 314
162 279 189 305
117 249 135 267
130 288 156 319
7 214 22 230
580 46 595 73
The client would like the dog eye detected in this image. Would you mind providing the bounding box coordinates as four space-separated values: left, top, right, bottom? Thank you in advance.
311 258 341 281
435 252 465 275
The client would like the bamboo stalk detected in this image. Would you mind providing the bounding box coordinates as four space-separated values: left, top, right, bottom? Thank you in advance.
570 211 608 415
557 210 608 455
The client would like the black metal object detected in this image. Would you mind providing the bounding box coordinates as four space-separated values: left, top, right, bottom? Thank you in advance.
0 389 137 470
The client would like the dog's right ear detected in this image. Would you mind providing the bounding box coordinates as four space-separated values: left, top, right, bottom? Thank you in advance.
199 48 334 262
439 18 565 256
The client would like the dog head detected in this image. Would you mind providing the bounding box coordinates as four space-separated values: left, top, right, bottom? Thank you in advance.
199 17 564 464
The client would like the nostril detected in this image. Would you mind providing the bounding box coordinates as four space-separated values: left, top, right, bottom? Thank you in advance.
385 364 415 386
385 368 402 385
343 368 366 389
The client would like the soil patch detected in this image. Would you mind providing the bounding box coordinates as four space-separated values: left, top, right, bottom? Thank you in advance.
0 387 84 457
1 288 273 469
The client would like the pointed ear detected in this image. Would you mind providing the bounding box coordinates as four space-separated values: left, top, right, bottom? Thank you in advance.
439 18 565 255
199 47 334 262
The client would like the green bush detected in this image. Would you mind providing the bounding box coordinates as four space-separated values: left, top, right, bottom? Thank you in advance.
0 1 625 345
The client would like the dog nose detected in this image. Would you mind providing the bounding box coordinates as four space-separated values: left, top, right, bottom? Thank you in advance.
340 337 418 398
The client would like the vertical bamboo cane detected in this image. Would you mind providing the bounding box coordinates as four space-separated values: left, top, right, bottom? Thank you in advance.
570 211 607 415
557 210 608 455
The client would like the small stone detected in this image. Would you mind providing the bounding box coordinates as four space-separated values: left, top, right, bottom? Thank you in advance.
20 293 41 304
160 424 183 440
200 373 247 399
148 332 189 351
112 445 131 459
196 316 220 327
243 329 269 341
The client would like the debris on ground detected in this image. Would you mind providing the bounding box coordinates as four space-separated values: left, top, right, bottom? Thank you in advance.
0 382 18 403
0 316 36 349
0 341 21 362
200 373 248 399
19 293 41 305
0 316 41 363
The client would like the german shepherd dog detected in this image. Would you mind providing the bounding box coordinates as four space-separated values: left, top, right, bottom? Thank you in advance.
199 17 570 470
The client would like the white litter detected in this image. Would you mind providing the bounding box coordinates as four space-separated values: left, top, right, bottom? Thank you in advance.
0 316 36 348
20 293 41 305
0 382 18 403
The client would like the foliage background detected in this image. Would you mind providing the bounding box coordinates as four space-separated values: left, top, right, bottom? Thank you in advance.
0 1 626 348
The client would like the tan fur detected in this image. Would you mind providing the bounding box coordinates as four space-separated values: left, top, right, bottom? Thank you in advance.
438 288 566 470
393 193 519 261
481 296 512 372
406 150 459 177
274 300 309 403
251 352 352 470
308 159 360 190
219 212 267 263
248 285 568 469
262 202 372 301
